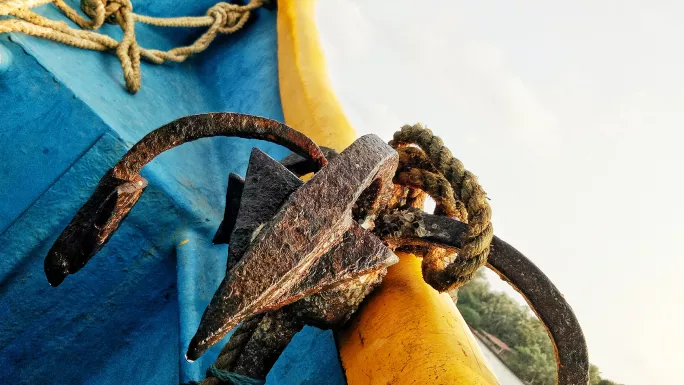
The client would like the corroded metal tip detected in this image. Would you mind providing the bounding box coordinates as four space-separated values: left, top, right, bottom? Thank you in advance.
43 170 147 286
186 321 221 361
44 257 68 287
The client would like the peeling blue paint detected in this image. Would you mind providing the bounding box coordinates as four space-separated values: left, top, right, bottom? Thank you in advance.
0 2 346 384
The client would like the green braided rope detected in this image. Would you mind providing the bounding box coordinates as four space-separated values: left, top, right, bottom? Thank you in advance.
207 365 265 385
390 124 493 291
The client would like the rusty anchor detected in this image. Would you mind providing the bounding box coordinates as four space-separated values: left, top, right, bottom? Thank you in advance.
43 113 589 385
187 134 399 360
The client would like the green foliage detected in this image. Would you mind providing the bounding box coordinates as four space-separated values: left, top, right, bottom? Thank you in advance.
458 305 482 329
454 269 622 385
590 364 602 385
505 345 556 385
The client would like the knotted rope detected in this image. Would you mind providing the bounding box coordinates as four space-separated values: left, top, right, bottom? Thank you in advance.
0 0 264 93
391 124 493 291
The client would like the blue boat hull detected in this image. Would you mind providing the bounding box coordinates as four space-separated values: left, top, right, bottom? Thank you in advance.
0 2 345 384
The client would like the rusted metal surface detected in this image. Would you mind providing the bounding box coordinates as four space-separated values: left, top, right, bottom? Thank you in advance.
488 238 590 385
225 310 304 380
114 113 328 180
287 270 386 329
44 113 327 287
273 222 398 310
43 170 148 286
205 271 389 381
279 146 339 176
204 168 395 378
224 148 303 271
44 113 588 384
214 147 339 246
206 266 388 382
186 134 399 361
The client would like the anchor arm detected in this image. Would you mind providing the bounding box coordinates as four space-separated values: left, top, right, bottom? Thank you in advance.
44 113 327 287
376 209 590 385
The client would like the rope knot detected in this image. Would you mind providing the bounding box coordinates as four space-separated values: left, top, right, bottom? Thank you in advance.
80 0 125 25
207 2 253 33
3 0 263 93
78 0 140 92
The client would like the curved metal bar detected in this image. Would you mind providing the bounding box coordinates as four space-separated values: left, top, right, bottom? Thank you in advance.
44 113 328 287
114 113 328 180
375 210 589 385
488 238 589 385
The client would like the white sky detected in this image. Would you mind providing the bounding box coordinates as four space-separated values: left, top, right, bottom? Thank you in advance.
317 1 684 384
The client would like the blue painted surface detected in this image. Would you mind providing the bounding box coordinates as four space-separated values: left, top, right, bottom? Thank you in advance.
0 2 346 384
0 42 12 73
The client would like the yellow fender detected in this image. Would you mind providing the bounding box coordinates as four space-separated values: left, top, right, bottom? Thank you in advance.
276 1 499 384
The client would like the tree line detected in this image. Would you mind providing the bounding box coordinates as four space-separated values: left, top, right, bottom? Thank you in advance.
453 270 622 385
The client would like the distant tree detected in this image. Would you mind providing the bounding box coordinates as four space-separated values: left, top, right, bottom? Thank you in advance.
453 269 624 385
506 344 556 385
590 364 602 385
589 362 623 385
458 305 482 329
